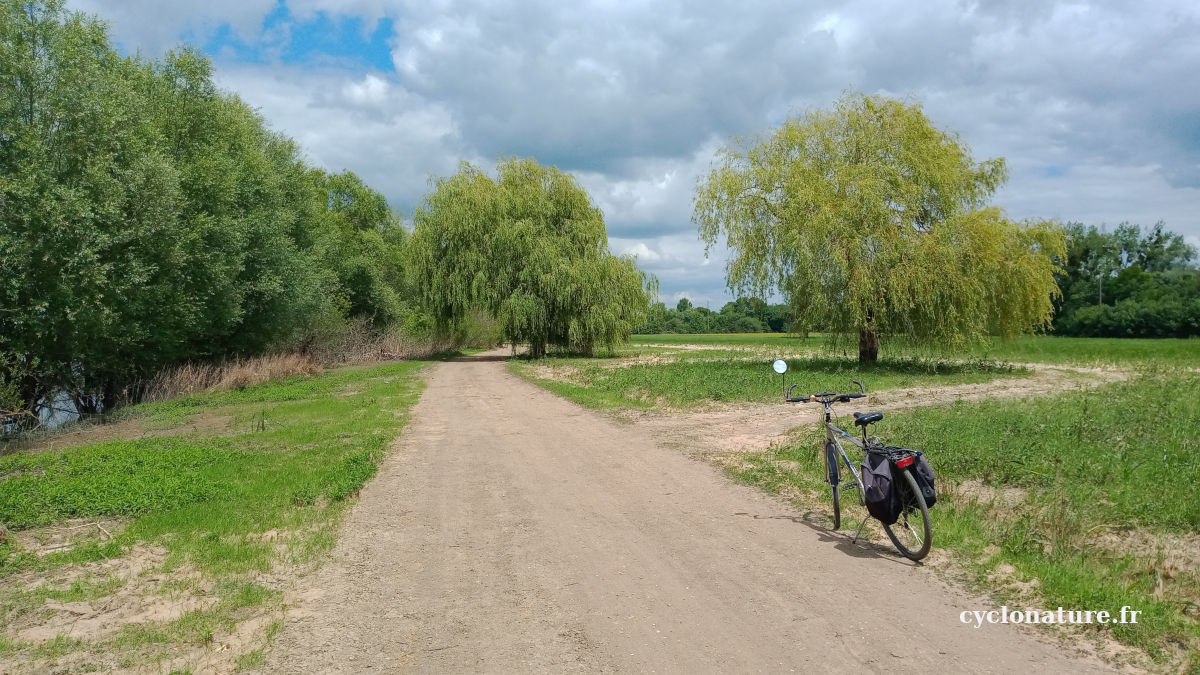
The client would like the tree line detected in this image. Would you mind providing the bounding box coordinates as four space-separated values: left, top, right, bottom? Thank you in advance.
1052 222 1198 338
638 297 792 334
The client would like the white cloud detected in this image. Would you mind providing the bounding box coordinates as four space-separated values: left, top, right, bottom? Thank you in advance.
343 74 391 107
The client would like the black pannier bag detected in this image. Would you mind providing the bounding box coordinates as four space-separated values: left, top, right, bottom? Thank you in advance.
861 450 901 525
912 451 937 508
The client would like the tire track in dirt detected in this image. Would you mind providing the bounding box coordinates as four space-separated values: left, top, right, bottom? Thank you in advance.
631 363 1131 455
261 351 1111 673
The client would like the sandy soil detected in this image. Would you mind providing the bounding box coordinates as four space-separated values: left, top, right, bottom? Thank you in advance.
261 350 1113 673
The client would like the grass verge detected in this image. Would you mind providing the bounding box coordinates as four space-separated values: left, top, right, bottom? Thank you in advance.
729 371 1199 670
0 360 428 672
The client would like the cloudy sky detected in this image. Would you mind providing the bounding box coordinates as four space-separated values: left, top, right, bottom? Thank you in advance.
75 0 1200 308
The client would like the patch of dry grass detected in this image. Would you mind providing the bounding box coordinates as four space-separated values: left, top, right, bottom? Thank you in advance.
141 354 322 403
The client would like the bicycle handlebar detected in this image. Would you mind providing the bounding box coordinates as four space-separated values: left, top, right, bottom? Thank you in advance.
785 379 867 403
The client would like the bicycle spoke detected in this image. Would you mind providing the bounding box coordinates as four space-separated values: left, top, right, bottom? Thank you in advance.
903 516 924 545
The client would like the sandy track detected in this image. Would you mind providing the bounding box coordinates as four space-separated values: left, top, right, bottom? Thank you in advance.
636 363 1129 455
263 351 1110 673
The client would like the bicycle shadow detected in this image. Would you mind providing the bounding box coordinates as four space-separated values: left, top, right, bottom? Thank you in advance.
732 511 919 566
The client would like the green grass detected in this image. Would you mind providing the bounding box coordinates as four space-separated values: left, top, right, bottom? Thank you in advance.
512 354 1025 410
632 333 1200 366
730 371 1200 665
0 359 428 669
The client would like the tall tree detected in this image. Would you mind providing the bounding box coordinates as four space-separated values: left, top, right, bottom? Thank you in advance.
694 93 1065 362
409 159 649 357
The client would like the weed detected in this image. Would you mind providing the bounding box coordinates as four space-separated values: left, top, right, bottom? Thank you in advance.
236 649 267 670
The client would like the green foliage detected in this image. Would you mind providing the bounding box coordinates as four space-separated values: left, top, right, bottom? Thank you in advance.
695 93 1066 361
0 2 410 420
1053 222 1199 338
409 158 650 357
638 296 793 334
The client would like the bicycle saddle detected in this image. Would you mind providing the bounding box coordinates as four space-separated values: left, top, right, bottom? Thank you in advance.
853 411 883 427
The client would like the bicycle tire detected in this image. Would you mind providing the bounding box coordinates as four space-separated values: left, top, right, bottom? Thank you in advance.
826 442 841 530
883 469 932 561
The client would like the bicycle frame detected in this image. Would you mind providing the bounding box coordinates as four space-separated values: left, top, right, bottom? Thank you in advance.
822 402 866 503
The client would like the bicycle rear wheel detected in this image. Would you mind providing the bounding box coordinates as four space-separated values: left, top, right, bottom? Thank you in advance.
883 470 932 561
825 441 841 530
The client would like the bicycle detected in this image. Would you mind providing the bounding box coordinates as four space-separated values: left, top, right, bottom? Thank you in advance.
774 360 932 561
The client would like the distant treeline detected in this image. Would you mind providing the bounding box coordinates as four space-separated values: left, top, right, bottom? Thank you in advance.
637 297 793 334
0 2 435 418
1052 222 1199 338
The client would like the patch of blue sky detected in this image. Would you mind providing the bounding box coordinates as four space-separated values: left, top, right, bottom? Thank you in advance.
1042 165 1066 178
197 2 394 71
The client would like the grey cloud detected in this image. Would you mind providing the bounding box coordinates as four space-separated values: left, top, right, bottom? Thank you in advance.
214 66 479 217
610 235 739 308
387 0 843 171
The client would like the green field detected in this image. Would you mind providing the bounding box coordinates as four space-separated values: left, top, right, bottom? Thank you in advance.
0 360 428 672
632 333 1200 366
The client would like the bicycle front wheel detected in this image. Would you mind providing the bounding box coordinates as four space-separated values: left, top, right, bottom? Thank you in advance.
883 470 932 561
826 442 841 530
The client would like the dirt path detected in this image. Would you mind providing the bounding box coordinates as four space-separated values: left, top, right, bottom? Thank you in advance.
636 363 1130 455
263 351 1112 673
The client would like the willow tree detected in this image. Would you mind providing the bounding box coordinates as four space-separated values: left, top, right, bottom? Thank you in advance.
695 93 1065 362
409 158 649 357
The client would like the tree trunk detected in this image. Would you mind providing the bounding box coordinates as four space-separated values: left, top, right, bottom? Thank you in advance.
858 310 879 363
18 374 42 419
101 378 117 419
